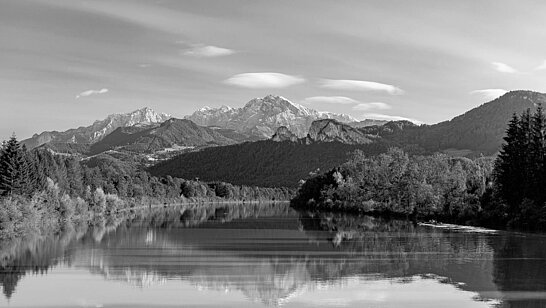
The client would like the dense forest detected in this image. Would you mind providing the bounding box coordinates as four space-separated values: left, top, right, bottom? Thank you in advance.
0 136 293 242
293 106 546 230
149 140 389 187
292 148 495 224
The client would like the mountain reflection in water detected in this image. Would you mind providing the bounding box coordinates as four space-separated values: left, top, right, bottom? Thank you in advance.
1 203 546 307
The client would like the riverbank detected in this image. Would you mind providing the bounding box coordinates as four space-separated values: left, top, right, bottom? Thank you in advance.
117 198 290 213
0 188 292 245
289 200 505 232
0 200 294 270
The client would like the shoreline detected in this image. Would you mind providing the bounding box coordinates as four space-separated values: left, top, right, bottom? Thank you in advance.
115 199 291 213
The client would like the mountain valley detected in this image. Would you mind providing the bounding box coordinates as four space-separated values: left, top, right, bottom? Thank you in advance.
18 91 546 187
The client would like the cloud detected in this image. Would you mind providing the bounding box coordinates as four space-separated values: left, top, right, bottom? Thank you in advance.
470 89 508 101
353 102 391 111
492 62 517 73
302 96 358 105
224 73 305 88
535 60 546 70
361 113 421 124
183 45 235 57
75 88 109 99
319 79 404 95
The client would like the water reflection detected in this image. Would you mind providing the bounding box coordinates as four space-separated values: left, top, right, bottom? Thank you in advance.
0 203 545 307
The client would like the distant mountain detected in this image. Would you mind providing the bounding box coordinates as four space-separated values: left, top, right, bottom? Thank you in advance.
271 119 388 144
22 107 171 149
349 119 389 128
185 95 357 138
383 90 546 155
359 120 418 137
25 90 543 172
307 119 372 144
271 126 298 142
150 91 546 187
88 118 239 155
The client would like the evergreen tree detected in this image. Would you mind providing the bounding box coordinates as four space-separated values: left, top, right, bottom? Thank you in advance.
494 107 546 226
0 135 30 196
530 105 546 203
495 114 524 209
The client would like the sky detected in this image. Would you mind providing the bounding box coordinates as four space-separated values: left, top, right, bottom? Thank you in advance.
2 0 546 139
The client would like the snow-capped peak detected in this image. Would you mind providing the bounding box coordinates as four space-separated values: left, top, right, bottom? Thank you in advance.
90 107 171 141
185 95 357 138
22 107 172 148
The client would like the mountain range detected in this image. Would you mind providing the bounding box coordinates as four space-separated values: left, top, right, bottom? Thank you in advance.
18 90 546 187
22 95 359 156
185 94 357 138
22 107 171 149
87 118 243 155
266 90 545 156
148 90 546 187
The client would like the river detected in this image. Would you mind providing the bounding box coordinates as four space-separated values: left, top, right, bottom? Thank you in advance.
1 203 545 307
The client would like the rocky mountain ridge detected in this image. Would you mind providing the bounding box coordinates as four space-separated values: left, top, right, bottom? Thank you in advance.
186 95 357 138
88 118 239 155
23 90 543 163
271 126 299 142
22 107 171 149
307 119 373 144
272 119 383 145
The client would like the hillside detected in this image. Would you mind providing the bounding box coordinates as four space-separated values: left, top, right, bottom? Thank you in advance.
89 118 240 155
149 140 388 188
388 91 546 155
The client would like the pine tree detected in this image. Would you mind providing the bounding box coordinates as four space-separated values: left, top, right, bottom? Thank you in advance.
519 109 533 196
0 135 24 196
495 107 546 224
495 113 524 210
0 135 37 196
530 105 546 203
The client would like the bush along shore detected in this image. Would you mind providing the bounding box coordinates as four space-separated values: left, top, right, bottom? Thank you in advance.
292 106 546 232
0 135 294 243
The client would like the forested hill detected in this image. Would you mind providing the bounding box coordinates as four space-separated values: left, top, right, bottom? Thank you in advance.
148 140 389 188
386 91 546 155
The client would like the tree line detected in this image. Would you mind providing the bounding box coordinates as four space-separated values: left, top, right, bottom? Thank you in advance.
292 148 494 225
292 106 546 230
0 135 293 241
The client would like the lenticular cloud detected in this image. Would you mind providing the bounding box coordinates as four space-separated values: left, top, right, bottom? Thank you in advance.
224 73 305 89
76 88 109 99
319 79 404 95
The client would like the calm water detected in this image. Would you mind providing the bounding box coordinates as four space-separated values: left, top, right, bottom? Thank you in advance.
1 203 546 308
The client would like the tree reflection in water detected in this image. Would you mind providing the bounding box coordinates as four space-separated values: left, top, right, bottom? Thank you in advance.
0 203 545 307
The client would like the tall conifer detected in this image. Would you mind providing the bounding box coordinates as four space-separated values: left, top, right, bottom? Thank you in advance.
495 114 523 210
0 135 25 196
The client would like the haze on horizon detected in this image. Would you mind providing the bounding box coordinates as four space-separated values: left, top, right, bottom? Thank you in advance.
2 0 546 139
